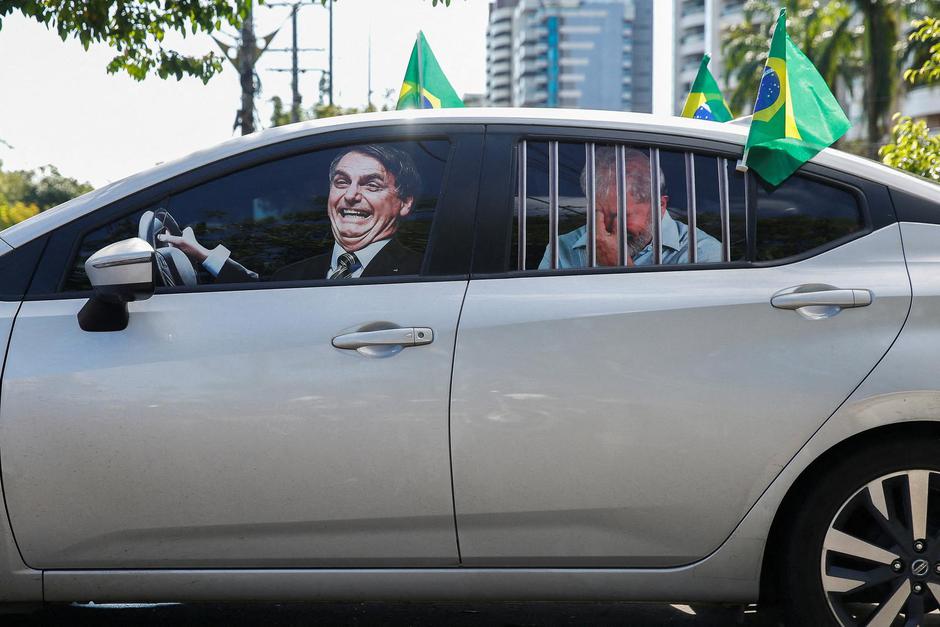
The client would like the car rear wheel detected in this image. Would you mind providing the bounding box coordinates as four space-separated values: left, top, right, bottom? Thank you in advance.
780 437 940 626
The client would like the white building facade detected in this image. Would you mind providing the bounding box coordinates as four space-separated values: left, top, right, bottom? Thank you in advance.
485 0 654 113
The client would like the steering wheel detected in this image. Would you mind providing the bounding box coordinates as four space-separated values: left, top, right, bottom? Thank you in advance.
138 210 198 288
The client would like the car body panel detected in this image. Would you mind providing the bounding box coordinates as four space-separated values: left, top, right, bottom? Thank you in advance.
0 282 465 568
42 564 754 604
451 225 910 566
0 111 935 604
0 300 42 602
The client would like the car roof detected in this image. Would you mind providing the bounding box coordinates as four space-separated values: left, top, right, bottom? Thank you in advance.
2 108 936 249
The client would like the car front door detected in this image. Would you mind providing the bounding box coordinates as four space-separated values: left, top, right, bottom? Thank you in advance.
0 128 481 569
450 130 910 566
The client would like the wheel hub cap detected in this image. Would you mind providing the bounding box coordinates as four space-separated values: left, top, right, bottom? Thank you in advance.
821 469 940 626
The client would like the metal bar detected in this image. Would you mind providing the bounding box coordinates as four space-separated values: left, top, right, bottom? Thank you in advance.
328 0 334 105
650 148 662 265
548 141 560 269
615 145 627 266
745 170 757 262
585 143 597 268
717 157 731 262
685 152 697 264
517 141 527 271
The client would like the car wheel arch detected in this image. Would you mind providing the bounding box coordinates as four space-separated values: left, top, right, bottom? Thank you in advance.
758 419 940 607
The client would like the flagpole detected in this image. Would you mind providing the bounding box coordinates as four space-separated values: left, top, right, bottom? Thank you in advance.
416 31 425 109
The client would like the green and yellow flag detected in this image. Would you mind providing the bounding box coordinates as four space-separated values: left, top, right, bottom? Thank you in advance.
741 9 851 186
680 55 733 122
396 31 464 110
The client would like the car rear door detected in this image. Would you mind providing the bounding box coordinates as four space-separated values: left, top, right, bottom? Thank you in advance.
450 128 910 566
0 126 482 569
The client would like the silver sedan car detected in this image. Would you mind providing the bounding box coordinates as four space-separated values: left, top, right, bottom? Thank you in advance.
0 109 938 626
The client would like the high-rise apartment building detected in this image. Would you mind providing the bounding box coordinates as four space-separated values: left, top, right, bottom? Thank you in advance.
486 0 516 107
673 0 744 113
485 0 654 113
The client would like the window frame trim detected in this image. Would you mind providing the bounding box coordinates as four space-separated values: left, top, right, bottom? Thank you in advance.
472 125 888 279
30 124 484 300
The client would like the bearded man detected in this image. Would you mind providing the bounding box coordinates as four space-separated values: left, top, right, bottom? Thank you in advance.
539 146 721 269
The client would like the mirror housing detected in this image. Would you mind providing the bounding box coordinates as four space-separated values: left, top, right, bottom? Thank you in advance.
78 238 155 332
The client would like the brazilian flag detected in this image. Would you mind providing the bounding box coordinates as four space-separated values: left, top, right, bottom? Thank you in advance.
396 32 464 110
680 55 733 122
741 9 851 186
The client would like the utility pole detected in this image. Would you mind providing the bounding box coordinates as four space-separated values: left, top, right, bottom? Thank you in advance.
328 0 334 106
266 1 327 123
291 4 301 122
239 2 257 134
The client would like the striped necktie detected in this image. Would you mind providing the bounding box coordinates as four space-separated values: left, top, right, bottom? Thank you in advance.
329 252 361 279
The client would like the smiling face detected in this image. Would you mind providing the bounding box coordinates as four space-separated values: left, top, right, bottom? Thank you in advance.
327 151 414 252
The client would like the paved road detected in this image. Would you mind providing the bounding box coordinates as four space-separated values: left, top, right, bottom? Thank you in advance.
17 602 771 626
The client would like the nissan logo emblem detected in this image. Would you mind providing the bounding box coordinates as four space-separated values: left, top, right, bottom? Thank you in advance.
912 559 930 577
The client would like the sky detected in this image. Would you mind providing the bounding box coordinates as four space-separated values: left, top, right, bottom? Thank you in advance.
0 0 674 188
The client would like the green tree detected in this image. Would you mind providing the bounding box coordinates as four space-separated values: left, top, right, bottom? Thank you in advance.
723 0 940 156
904 17 940 86
269 95 294 127
268 96 381 127
0 160 93 229
879 16 940 183
723 0 861 117
879 115 940 181
0 0 452 83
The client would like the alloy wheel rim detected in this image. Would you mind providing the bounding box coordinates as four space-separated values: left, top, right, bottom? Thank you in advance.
822 470 940 626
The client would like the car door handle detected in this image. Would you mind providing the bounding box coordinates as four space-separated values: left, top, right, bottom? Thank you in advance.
332 327 434 350
771 287 872 310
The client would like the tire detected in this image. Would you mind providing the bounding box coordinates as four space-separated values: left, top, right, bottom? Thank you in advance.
778 436 940 627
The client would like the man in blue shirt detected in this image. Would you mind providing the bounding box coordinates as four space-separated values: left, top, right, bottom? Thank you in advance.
539 147 722 269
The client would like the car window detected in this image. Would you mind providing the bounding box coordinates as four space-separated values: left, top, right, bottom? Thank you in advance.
755 175 864 261
63 140 451 291
508 138 863 272
510 140 744 270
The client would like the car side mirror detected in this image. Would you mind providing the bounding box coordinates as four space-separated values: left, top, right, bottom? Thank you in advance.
78 238 156 332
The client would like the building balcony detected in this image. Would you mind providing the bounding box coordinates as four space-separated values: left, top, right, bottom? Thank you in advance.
488 33 512 48
679 38 706 58
488 20 512 38
903 85 940 119
679 10 706 29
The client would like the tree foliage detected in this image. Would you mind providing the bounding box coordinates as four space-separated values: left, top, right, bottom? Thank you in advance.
723 0 940 154
723 0 861 117
879 115 940 182
0 160 93 229
879 15 940 183
0 0 452 83
268 96 381 127
0 201 39 230
904 17 940 85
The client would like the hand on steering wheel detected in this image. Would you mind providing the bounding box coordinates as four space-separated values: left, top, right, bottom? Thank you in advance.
158 227 211 263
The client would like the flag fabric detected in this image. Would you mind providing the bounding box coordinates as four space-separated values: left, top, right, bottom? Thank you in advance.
396 32 464 110
680 55 733 122
741 8 851 186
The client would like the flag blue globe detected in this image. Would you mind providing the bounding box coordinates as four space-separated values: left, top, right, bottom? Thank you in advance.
754 66 781 113
693 105 716 121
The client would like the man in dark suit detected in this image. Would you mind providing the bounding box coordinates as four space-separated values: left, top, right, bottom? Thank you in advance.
159 144 423 281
